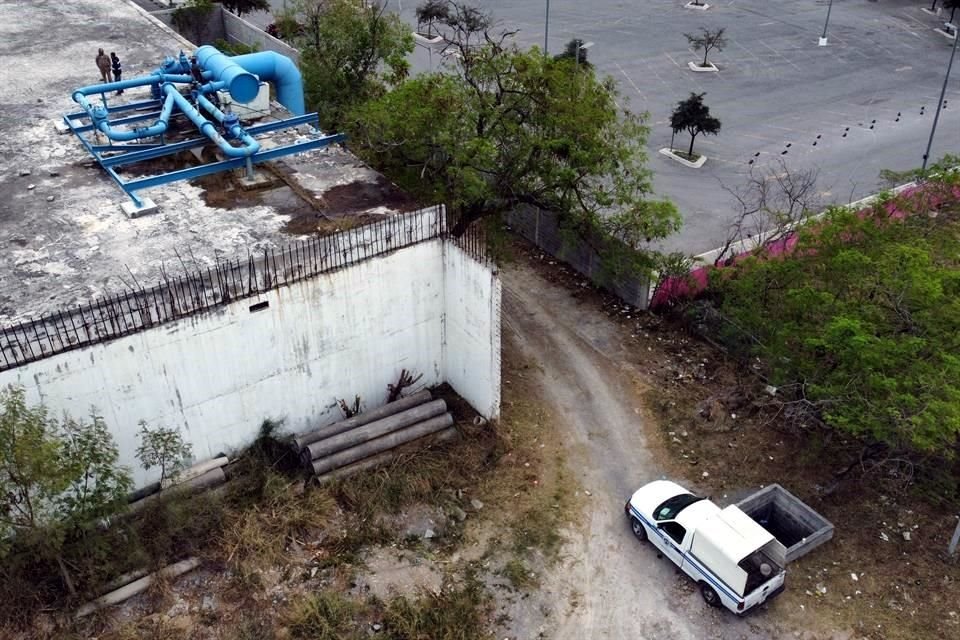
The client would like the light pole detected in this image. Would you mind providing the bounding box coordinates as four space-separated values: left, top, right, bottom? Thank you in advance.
922 26 958 173
544 0 550 55
575 41 595 68
819 0 834 47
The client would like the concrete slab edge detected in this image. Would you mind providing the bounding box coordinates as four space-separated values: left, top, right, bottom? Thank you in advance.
688 61 719 72
659 147 707 168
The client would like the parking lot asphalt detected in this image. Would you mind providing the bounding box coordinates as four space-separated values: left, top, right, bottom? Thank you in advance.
259 0 960 254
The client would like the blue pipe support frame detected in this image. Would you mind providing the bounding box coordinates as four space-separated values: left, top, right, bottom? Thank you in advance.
65 46 332 207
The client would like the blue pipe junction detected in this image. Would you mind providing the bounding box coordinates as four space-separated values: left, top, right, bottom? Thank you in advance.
64 46 339 208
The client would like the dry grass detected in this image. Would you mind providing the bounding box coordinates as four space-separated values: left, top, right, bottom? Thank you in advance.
283 591 363 640
217 473 335 571
381 575 491 640
500 558 539 590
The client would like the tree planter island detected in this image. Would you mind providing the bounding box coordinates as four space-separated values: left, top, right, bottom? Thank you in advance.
688 61 719 72
659 147 708 168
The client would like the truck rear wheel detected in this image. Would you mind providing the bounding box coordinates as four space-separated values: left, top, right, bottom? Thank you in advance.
700 582 721 607
629 517 647 541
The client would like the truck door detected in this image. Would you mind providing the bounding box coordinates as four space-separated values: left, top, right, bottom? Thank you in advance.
655 521 688 567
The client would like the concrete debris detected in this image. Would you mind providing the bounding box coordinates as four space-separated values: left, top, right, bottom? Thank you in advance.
372 623 383 631
423 528 436 539
816 583 827 595
18 169 30 176
470 498 484 510
201 594 216 612
851 573 859 581
450 506 467 522
46 195 55 202
27 183 35 190
880 532 890 542
702 471 709 478
902 531 911 541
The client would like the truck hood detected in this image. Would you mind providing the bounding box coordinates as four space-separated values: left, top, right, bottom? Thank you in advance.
629 480 691 518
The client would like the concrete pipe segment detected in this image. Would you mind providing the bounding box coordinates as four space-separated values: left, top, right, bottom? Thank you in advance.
293 389 433 450
310 413 455 476
301 399 447 465
314 427 460 483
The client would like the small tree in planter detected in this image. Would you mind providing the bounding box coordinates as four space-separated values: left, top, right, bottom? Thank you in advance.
685 27 726 68
670 92 721 159
416 0 450 37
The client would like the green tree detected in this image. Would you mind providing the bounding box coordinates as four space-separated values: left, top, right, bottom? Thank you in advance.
222 0 270 17
288 0 413 130
349 1 679 251
172 0 215 45
685 26 726 68
554 38 592 68
415 0 450 37
136 423 192 486
709 170 960 457
0 387 131 594
670 92 721 157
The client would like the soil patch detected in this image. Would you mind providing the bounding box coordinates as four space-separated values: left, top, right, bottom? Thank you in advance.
321 176 420 217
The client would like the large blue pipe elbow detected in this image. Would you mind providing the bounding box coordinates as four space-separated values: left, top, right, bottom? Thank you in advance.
195 45 261 103
231 51 306 116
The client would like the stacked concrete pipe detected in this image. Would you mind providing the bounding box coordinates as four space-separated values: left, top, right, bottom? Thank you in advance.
295 391 457 480
126 456 229 514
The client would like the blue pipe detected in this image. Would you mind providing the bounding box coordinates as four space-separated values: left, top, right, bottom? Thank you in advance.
73 84 180 141
194 46 261 103
230 51 306 116
165 85 260 158
196 94 260 151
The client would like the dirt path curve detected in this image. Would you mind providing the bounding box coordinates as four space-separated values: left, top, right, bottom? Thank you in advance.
502 262 784 640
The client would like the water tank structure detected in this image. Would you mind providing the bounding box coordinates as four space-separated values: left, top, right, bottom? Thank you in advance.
63 47 342 216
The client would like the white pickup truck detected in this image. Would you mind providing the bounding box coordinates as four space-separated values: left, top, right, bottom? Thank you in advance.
625 480 786 614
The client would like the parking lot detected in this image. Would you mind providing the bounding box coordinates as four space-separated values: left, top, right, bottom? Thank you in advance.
399 0 960 253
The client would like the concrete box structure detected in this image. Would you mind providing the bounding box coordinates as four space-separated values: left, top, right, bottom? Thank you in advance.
736 484 834 563
0 209 501 487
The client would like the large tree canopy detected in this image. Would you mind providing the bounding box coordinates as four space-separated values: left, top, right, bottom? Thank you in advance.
282 0 413 131
708 172 960 456
348 3 678 247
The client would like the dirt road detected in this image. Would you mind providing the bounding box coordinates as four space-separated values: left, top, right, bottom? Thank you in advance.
502 261 793 640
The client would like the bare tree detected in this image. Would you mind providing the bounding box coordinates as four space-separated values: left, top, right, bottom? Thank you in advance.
685 27 726 68
714 159 821 265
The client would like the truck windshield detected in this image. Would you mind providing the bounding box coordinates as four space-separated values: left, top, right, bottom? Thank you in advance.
654 493 704 521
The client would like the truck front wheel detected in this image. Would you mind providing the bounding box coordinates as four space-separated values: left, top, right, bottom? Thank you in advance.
700 582 721 608
629 517 647 541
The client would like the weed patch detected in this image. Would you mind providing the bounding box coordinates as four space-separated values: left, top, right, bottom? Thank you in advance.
382 574 490 640
285 590 363 640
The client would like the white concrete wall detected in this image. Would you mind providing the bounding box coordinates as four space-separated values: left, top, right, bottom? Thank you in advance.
442 243 501 420
0 241 449 486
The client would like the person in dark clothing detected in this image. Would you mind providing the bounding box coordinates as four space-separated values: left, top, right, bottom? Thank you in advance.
190 56 204 84
110 52 123 95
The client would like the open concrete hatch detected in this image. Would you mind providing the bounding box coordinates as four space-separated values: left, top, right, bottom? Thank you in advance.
736 484 834 563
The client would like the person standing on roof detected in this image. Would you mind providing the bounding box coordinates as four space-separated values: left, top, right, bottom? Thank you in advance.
95 48 111 83
110 52 124 95
190 56 204 84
